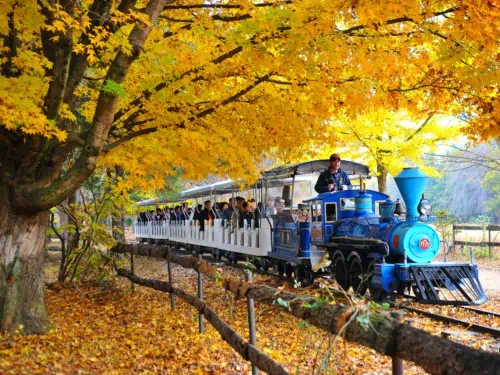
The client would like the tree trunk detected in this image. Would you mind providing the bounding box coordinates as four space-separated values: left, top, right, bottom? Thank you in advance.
0 198 50 334
377 163 388 194
112 166 126 243
112 213 126 243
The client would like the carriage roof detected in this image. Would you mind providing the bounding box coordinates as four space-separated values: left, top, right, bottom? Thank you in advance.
136 159 370 206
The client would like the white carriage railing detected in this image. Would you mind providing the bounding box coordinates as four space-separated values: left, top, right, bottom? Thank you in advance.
133 218 271 256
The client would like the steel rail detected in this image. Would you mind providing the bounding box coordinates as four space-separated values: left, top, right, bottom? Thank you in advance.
400 305 500 338
462 306 500 318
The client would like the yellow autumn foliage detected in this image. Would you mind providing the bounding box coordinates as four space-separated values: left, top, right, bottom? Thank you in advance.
0 0 498 193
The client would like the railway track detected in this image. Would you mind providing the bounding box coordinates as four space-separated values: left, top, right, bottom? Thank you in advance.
398 305 500 338
133 242 500 338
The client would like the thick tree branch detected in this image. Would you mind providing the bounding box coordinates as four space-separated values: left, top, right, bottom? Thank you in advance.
105 73 273 152
11 0 173 214
113 41 251 124
339 6 460 35
1 11 20 78
39 0 75 120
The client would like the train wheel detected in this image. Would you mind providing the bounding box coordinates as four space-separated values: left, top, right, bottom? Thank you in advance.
349 254 366 296
285 264 294 278
277 261 286 276
302 266 314 285
228 252 237 264
213 248 220 260
254 259 262 270
333 252 350 291
293 265 301 282
262 261 270 272
367 259 382 299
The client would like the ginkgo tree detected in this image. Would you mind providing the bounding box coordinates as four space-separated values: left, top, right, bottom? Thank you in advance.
0 0 498 333
323 110 462 193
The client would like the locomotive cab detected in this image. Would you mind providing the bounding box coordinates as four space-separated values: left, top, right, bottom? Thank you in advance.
304 189 389 244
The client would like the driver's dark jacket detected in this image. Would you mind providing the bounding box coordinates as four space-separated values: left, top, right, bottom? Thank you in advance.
314 168 352 193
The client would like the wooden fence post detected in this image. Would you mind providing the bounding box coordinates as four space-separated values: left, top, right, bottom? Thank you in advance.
451 223 455 252
392 356 404 375
198 254 204 334
488 228 492 257
245 271 258 375
130 251 135 294
168 261 175 311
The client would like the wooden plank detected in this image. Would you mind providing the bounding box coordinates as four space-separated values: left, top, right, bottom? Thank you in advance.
454 240 500 246
453 224 500 231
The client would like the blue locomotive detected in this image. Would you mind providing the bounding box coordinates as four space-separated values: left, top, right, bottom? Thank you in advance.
297 167 487 305
135 160 488 305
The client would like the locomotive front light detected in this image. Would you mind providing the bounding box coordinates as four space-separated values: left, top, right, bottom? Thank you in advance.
418 196 432 216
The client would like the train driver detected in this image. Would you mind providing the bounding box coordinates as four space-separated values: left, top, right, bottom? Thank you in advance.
314 153 353 193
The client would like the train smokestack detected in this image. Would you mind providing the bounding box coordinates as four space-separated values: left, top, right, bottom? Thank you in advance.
394 167 428 222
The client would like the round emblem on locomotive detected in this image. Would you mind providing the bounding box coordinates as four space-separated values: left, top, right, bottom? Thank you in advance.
419 238 430 250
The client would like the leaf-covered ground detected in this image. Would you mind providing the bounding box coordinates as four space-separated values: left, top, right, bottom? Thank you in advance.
0 253 498 374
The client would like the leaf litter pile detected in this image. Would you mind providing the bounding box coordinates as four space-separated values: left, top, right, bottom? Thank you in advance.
0 255 498 374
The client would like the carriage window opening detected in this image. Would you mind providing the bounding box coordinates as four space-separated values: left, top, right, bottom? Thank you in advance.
375 200 385 215
325 203 337 222
340 198 356 211
280 230 291 246
312 201 322 222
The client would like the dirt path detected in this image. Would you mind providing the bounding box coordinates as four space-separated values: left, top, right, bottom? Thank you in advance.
479 269 500 300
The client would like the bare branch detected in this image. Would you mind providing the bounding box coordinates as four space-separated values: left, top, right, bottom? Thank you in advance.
49 211 65 249
405 113 434 142
163 1 292 10
388 84 458 92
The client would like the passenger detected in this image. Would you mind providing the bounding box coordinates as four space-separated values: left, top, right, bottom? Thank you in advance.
163 207 170 221
170 207 178 222
315 153 352 193
248 198 256 211
223 198 235 223
231 197 245 229
239 201 254 228
200 200 215 232
274 197 285 213
155 207 165 222
254 202 262 228
187 207 193 219
265 198 276 216
193 204 203 223
297 204 310 222
212 202 221 219
178 203 188 221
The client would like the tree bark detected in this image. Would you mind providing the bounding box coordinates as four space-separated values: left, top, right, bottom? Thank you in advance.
0 0 173 335
0 195 50 334
377 163 388 194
